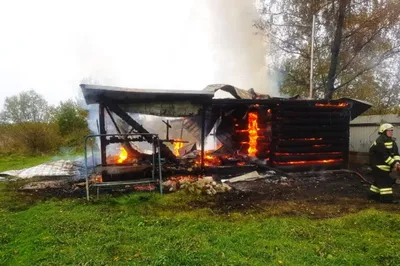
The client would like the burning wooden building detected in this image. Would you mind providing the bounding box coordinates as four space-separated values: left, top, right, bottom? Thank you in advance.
80 83 371 196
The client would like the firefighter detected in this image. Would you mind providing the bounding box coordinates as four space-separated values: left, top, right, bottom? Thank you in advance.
369 123 400 203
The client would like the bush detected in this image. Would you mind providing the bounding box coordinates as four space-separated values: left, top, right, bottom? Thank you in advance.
54 100 88 137
1 122 62 155
52 100 90 153
0 92 91 156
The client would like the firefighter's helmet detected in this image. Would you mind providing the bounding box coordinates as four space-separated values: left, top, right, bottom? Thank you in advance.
378 123 394 134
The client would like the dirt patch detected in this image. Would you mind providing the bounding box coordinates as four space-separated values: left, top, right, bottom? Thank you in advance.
190 168 400 218
10 166 400 219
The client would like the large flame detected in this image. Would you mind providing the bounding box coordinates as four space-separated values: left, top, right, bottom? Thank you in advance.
173 139 184 156
247 112 259 156
117 146 128 164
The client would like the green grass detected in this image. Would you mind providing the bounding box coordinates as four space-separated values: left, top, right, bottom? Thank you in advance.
1 155 400 265
1 182 400 266
0 154 55 172
0 152 82 172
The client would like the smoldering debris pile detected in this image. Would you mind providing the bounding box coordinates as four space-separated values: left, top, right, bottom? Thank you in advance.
162 176 232 195
161 170 288 195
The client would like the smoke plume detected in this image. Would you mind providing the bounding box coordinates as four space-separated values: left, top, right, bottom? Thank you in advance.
202 0 274 95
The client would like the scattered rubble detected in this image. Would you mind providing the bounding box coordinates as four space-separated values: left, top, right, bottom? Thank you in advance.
0 159 84 181
162 175 232 195
19 180 70 190
222 170 279 183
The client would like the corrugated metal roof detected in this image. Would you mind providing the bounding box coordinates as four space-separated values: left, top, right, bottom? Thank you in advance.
81 84 215 105
350 114 400 124
80 84 371 121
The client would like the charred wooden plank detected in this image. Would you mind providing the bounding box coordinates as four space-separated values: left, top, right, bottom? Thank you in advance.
278 106 350 112
277 111 348 118
276 139 347 147
273 125 349 132
273 131 349 138
275 118 348 125
274 146 347 153
272 162 344 172
273 153 344 162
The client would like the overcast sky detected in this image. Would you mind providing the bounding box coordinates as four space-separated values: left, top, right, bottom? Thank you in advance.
0 0 271 108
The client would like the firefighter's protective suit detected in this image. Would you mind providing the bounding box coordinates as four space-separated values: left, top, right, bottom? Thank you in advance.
369 123 400 203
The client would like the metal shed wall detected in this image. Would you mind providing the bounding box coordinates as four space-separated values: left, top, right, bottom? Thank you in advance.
349 114 400 152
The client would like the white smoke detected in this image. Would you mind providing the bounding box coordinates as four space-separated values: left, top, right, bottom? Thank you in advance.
202 0 275 95
81 0 279 153
77 0 277 96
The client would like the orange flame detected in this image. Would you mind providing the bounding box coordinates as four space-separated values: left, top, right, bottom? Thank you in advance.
275 152 342 156
248 112 259 156
173 139 184 156
194 152 222 167
92 175 103 183
276 159 343 165
313 144 331 148
204 154 222 166
315 102 348 108
117 146 128 164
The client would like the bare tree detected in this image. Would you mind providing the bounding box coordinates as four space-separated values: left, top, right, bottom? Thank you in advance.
256 0 400 102
326 0 348 99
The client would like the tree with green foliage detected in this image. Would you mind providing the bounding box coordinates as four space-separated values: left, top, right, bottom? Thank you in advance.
53 99 89 149
54 100 88 136
0 90 60 154
0 90 54 123
0 91 89 154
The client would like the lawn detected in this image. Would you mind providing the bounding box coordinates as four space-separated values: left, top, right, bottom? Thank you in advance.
0 154 55 173
1 156 400 265
0 151 83 173
1 181 400 265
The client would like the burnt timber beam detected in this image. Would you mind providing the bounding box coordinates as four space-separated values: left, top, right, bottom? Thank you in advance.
99 103 107 165
273 153 344 162
343 111 351 168
104 100 177 162
104 106 140 158
201 105 206 171
273 163 344 172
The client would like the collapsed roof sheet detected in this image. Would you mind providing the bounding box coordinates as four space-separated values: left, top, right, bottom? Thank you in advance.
204 84 271 99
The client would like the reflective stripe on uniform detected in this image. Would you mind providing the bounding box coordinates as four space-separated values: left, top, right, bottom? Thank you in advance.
385 157 395 165
370 185 380 193
370 141 377 147
380 188 393 195
384 142 393 149
376 165 391 171
394 155 400 161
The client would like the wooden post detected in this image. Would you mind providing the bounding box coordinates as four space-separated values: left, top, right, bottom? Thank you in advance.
201 105 206 171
